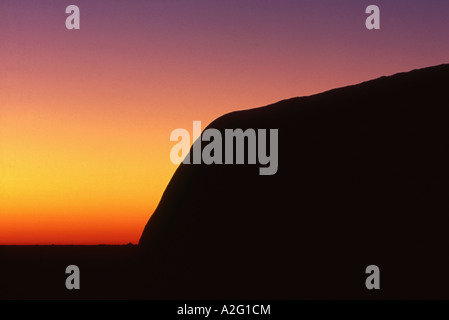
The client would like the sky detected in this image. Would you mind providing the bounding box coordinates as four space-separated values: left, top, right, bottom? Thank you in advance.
1 0 448 244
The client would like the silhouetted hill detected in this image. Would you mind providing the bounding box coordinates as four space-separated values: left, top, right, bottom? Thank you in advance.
139 64 449 298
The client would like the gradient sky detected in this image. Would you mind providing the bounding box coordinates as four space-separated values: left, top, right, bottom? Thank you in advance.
1 0 448 244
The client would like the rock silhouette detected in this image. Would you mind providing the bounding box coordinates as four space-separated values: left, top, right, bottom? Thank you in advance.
139 64 449 298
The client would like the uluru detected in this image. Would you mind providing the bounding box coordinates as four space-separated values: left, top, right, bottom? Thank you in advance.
139 64 449 299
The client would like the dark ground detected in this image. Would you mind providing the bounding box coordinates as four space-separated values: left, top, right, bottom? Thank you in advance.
1 243 449 300
0 245 142 299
